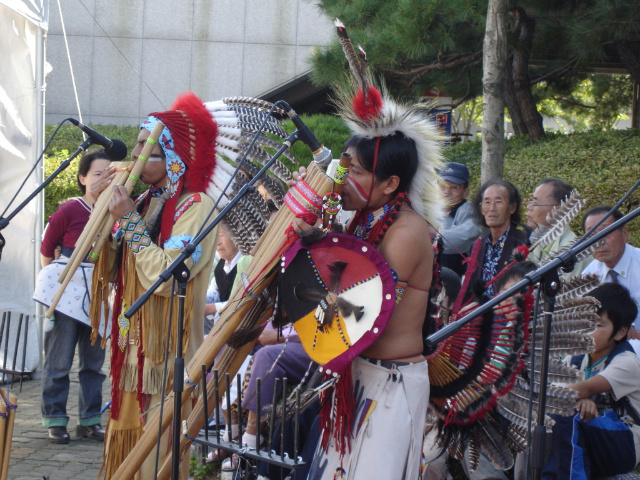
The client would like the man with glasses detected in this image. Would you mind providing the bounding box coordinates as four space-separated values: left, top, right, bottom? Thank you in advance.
526 178 591 279
438 162 487 277
582 206 640 339
467 179 529 298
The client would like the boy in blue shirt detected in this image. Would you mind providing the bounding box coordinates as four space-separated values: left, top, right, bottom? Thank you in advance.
543 283 640 479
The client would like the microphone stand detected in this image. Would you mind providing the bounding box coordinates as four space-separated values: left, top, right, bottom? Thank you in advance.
0 136 96 260
425 205 640 480
123 129 307 480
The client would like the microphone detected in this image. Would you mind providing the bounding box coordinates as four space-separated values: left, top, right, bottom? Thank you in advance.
280 102 332 166
68 118 128 161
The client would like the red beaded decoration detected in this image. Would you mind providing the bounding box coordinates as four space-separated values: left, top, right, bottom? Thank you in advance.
347 192 409 247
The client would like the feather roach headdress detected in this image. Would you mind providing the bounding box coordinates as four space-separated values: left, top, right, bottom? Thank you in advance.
333 19 445 228
142 92 218 243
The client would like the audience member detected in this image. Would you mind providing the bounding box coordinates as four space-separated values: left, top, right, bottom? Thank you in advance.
467 179 528 298
543 283 640 479
234 329 313 454
204 222 242 334
33 149 109 444
526 178 591 279
438 266 461 325
582 206 640 338
439 162 487 277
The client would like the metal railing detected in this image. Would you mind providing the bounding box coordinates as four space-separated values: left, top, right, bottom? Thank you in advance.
191 367 307 479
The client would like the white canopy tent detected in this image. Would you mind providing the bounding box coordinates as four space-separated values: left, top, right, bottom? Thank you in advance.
0 0 48 374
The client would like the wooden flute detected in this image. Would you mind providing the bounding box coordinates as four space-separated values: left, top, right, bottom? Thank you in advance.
44 121 165 319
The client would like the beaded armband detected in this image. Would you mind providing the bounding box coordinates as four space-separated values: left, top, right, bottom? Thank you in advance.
120 211 152 254
283 179 323 221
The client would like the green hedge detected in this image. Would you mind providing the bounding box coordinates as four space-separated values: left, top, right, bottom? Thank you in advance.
45 120 640 247
43 116 352 221
444 129 640 245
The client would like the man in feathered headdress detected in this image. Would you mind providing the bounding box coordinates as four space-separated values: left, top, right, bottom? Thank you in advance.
92 91 218 479
291 21 445 480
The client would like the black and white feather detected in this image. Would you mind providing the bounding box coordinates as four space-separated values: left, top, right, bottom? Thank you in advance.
529 190 585 249
432 265 600 470
201 97 299 254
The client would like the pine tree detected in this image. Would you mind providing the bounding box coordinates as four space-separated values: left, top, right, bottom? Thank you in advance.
311 0 640 142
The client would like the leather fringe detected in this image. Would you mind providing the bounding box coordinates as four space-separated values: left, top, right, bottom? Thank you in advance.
90 240 114 348
99 418 143 480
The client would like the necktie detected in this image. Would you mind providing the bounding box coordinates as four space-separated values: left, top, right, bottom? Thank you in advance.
608 269 619 284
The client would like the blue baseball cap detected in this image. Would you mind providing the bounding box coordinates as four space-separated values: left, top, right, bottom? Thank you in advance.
439 162 469 185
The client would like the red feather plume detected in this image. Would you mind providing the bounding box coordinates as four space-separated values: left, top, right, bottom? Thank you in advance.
352 86 383 121
153 91 218 194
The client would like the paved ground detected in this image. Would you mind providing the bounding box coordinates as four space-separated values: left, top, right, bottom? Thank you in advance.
8 350 111 480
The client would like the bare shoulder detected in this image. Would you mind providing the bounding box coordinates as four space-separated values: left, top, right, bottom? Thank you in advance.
384 208 431 250
379 208 432 281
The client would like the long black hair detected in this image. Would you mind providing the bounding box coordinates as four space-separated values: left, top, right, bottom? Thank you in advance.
344 131 418 195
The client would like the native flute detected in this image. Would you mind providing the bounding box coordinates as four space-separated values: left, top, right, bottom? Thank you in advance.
322 151 351 229
112 160 337 479
44 122 165 320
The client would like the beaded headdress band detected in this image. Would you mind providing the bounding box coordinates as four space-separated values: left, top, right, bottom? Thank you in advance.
140 92 218 243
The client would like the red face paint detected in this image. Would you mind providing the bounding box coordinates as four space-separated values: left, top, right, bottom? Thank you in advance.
346 176 369 203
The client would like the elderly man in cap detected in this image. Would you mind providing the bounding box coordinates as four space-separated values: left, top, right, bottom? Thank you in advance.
439 162 487 277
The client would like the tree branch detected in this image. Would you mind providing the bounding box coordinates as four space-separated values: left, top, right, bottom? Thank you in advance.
386 51 483 76
530 58 578 86
551 96 597 109
408 58 482 86
615 40 640 84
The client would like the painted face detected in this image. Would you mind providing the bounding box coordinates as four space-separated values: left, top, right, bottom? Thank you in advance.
79 158 111 192
440 180 468 208
584 213 627 268
342 147 375 211
526 183 558 229
480 185 516 229
217 225 239 263
132 128 167 186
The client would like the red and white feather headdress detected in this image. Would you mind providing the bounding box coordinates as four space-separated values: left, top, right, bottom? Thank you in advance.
333 19 446 228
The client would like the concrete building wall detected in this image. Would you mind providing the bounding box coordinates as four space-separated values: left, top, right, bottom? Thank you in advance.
45 0 334 126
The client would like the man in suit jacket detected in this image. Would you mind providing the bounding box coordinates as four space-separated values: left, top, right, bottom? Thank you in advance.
467 179 529 298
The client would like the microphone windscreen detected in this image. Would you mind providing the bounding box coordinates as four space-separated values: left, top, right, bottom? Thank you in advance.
313 146 333 167
106 139 128 161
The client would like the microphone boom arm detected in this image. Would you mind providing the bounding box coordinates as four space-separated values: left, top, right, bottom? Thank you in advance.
124 129 303 319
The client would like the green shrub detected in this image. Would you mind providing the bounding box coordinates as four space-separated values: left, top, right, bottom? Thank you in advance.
43 123 140 221
43 116 352 222
444 130 640 245
286 114 352 167
46 119 638 247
